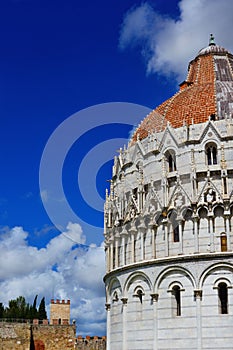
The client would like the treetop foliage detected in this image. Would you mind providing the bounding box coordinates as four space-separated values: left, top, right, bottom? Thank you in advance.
0 295 47 320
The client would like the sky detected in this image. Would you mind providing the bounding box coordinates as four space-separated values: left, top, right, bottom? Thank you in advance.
0 0 233 336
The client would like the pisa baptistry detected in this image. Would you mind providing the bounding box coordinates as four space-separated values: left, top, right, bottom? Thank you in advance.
104 37 233 350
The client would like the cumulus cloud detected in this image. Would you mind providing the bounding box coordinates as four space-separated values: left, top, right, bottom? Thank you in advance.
119 0 233 82
0 224 106 336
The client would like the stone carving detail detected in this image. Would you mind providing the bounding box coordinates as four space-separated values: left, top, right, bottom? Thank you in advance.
205 188 216 203
174 193 184 208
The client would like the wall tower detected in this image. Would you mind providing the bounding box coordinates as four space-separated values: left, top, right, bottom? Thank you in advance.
50 299 70 325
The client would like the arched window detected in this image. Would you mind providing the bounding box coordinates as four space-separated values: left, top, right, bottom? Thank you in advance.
169 210 179 242
133 287 144 303
221 233 227 252
173 225 179 242
218 282 228 314
165 150 177 172
136 289 143 303
206 143 217 165
172 285 181 316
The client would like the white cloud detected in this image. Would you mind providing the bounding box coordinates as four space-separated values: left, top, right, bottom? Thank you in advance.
0 224 106 336
119 0 233 83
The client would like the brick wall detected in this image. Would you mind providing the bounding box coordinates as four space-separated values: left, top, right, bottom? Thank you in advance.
0 322 106 350
0 323 30 350
0 322 76 350
75 336 106 350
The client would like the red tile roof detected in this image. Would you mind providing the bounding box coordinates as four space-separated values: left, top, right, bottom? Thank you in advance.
132 44 233 142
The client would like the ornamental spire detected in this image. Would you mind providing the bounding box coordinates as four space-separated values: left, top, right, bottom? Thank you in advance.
209 33 216 46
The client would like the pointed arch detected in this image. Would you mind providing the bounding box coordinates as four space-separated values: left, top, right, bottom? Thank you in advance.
197 179 222 204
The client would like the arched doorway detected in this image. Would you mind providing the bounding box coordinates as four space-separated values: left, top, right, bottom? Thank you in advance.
34 340 45 350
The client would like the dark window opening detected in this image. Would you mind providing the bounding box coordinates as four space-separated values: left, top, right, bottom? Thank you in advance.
144 184 149 196
172 286 181 316
168 154 177 172
137 289 143 303
124 243 127 264
207 147 211 165
133 187 138 200
206 144 217 165
173 225 180 242
113 247 116 268
218 282 228 314
223 177 227 195
213 147 217 164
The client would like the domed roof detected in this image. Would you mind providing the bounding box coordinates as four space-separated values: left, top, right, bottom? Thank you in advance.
132 35 233 142
197 44 229 56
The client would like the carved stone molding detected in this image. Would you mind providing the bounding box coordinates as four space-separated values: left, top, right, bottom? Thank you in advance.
121 298 128 305
105 303 111 311
150 293 159 303
194 290 202 300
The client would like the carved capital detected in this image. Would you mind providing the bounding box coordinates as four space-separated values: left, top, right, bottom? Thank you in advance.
194 289 202 300
150 293 159 303
129 225 137 234
121 298 128 305
105 303 111 311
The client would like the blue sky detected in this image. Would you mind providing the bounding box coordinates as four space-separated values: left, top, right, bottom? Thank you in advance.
0 0 178 246
0 0 233 336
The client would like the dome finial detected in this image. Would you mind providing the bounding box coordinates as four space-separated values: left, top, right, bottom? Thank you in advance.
209 33 216 46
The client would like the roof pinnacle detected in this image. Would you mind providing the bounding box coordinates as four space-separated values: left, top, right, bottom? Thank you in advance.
209 33 216 46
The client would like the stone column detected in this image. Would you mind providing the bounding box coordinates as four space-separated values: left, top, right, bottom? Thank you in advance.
115 238 119 269
110 240 114 271
105 245 110 273
194 290 202 350
178 220 183 255
149 221 157 259
105 303 111 350
140 231 145 261
163 219 169 257
139 221 146 261
130 224 137 263
193 215 199 253
120 227 127 266
225 215 231 251
121 235 126 266
121 298 128 350
208 215 215 252
151 293 159 350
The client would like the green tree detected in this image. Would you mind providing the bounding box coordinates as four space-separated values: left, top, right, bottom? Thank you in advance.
4 296 31 320
5 299 18 319
1 295 47 321
0 302 4 318
38 297 47 320
30 295 38 319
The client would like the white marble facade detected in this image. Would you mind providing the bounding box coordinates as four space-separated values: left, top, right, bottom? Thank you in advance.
104 117 233 350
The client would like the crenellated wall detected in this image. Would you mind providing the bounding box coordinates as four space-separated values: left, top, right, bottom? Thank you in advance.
50 298 71 325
